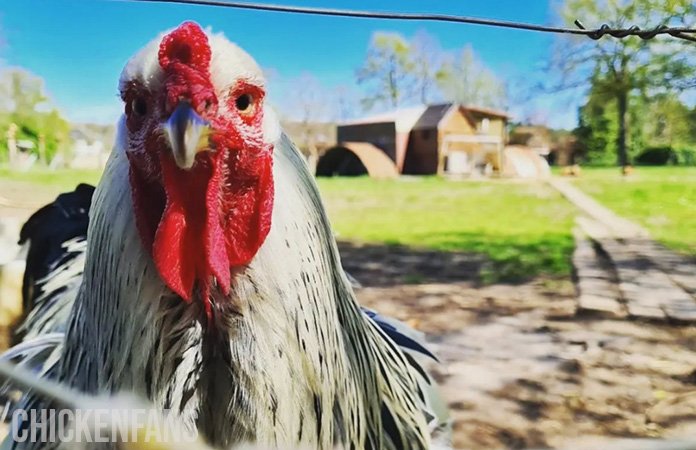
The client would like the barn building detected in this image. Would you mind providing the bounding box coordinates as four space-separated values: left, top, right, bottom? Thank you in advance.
316 103 510 177
510 125 578 167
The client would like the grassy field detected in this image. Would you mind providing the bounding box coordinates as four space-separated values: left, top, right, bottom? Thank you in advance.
317 177 576 283
571 167 696 256
0 167 103 191
0 167 578 284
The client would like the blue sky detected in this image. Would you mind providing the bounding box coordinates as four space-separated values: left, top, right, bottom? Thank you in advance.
0 0 580 128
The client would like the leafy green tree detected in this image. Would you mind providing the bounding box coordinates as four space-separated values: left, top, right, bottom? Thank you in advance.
40 108 72 162
689 106 696 144
576 83 696 166
356 32 413 110
436 45 506 109
575 84 618 165
0 68 72 164
627 91 647 158
575 70 651 164
643 94 692 148
356 31 508 111
2 68 48 121
552 0 696 166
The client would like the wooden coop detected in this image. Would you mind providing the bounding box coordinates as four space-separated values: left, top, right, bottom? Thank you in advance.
317 103 510 178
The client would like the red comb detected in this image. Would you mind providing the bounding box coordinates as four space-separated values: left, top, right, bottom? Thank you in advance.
158 21 211 72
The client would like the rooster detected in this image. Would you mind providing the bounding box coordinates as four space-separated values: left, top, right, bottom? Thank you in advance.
4 21 450 450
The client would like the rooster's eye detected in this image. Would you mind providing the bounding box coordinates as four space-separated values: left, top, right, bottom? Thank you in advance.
132 98 147 117
235 93 253 114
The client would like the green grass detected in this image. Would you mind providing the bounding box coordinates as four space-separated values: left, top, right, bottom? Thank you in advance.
571 166 696 256
0 167 578 283
0 166 103 191
317 177 577 283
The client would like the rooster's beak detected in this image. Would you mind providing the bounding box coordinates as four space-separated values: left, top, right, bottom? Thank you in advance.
162 102 211 170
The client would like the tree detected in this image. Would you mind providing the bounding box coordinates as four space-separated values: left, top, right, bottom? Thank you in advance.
0 68 71 165
356 32 413 110
281 72 334 167
1 68 48 120
409 29 443 105
40 108 72 162
436 45 506 109
334 84 361 122
355 30 509 111
643 94 692 148
0 69 47 165
689 106 696 145
551 0 696 167
575 74 696 165
575 77 619 165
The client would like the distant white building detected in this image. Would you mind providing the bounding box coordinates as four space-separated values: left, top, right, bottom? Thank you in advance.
73 138 105 157
69 126 110 169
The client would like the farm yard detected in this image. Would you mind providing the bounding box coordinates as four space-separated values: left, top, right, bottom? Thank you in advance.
3 167 696 449
2 0 696 448
323 170 696 449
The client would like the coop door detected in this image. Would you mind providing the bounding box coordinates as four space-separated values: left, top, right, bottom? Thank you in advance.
447 152 469 174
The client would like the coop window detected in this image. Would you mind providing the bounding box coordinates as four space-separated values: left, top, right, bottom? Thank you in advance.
480 118 490 133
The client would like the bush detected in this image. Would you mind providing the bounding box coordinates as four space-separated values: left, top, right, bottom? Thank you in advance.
675 147 696 166
636 146 677 166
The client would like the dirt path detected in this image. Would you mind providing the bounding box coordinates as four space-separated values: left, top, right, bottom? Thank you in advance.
340 242 696 449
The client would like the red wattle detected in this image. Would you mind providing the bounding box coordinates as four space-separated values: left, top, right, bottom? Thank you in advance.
154 152 227 301
222 153 274 266
153 201 194 300
204 158 231 295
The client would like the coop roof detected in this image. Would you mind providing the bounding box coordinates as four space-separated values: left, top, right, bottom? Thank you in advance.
412 103 453 130
342 103 510 134
341 106 427 133
463 106 511 119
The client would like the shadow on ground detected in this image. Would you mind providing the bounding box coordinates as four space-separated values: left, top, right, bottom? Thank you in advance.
337 239 696 450
337 238 572 289
338 241 485 287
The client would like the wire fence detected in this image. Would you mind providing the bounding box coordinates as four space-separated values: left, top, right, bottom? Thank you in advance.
118 0 696 42
0 359 694 450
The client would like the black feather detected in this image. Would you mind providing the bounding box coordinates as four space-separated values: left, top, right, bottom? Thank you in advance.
361 307 439 362
16 183 94 343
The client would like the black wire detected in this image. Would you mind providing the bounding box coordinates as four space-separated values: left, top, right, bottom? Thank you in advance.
575 20 696 43
116 0 696 42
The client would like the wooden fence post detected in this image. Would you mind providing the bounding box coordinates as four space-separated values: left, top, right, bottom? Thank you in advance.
6 123 18 168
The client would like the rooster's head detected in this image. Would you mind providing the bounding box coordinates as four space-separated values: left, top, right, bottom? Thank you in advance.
119 21 278 308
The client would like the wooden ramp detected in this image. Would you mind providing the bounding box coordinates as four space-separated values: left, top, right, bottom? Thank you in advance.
551 178 696 323
575 218 696 322
572 227 625 317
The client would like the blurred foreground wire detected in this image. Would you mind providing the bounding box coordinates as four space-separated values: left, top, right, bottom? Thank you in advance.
0 360 212 450
116 0 696 42
0 359 695 450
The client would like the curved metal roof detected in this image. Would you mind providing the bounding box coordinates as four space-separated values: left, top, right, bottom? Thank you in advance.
316 142 399 179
